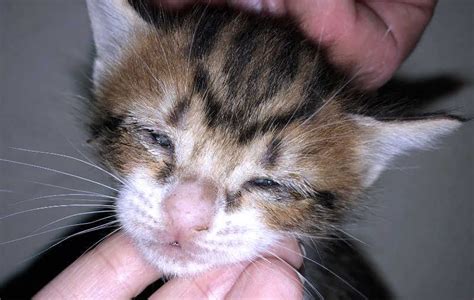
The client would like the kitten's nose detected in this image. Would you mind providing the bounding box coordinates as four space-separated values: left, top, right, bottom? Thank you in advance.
163 180 217 245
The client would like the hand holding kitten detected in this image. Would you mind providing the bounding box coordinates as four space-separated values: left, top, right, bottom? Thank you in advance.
35 234 303 299
34 1 443 298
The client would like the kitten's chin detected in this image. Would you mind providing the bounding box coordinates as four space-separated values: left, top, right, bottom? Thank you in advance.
135 239 236 277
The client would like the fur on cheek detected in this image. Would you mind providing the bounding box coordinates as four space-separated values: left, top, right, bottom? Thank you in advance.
117 167 168 238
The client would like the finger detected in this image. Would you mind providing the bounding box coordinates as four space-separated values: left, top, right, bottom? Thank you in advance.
283 0 435 88
225 237 304 299
150 237 302 299
34 233 161 300
226 257 303 299
264 236 303 269
149 263 250 299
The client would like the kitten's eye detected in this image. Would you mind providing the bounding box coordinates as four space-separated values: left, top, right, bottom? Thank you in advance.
150 132 173 149
248 178 280 188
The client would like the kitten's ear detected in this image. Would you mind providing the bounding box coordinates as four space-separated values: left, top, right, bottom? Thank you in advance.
352 115 462 187
86 0 147 84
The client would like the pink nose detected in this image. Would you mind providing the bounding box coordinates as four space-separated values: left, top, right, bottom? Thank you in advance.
163 180 217 246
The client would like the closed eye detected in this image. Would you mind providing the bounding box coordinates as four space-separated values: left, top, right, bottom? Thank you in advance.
149 132 173 150
247 178 280 188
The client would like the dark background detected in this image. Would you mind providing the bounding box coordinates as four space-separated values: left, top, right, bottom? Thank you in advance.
1 1 473 298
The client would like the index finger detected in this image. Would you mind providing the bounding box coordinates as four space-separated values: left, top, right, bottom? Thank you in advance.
34 233 161 299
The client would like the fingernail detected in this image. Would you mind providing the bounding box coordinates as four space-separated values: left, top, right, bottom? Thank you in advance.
229 0 262 12
262 0 283 14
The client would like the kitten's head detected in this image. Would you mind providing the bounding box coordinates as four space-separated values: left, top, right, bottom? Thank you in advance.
86 0 461 276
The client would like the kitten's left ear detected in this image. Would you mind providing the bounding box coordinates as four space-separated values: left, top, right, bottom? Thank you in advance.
352 114 463 187
86 0 148 85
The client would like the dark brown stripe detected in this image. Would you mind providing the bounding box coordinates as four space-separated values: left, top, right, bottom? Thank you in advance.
189 7 232 59
193 64 210 93
156 161 174 182
167 98 190 126
203 94 221 128
244 26 302 105
128 0 184 29
301 58 341 116
193 64 222 127
237 113 299 144
223 19 265 99
263 137 282 167
90 113 125 138
311 190 337 209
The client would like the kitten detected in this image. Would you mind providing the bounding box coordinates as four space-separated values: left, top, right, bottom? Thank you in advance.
85 0 461 298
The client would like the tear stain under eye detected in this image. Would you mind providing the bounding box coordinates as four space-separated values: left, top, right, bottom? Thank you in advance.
266 184 337 209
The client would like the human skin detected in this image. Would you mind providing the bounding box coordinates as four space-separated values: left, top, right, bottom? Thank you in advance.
35 233 303 299
36 0 437 298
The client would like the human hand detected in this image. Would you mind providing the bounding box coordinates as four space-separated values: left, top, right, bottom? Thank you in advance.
157 0 437 90
34 233 303 299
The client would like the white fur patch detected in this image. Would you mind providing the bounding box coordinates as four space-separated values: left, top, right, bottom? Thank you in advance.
117 166 282 276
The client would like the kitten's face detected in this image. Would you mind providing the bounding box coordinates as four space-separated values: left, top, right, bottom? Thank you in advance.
94 31 361 275
87 1 460 276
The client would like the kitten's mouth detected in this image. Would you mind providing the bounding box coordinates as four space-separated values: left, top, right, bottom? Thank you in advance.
169 240 180 247
135 236 224 275
143 237 209 262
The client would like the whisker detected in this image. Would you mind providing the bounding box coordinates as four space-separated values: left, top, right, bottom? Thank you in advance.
22 221 121 264
295 233 358 252
64 139 133 190
11 193 117 206
273 241 367 300
0 158 119 192
328 225 369 247
63 135 96 165
139 1 174 84
0 204 116 221
293 233 350 242
32 210 116 233
0 213 116 245
11 147 127 187
18 197 115 205
21 179 112 197
77 227 122 259
259 250 323 299
297 236 324 266
0 189 15 193
185 3 209 94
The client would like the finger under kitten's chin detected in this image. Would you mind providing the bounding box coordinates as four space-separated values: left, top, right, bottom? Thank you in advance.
147 237 303 299
263 236 303 269
134 234 302 278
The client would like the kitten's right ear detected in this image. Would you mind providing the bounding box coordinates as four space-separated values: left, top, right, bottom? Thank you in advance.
86 0 147 85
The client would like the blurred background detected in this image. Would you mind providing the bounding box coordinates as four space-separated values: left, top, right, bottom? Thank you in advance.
1 1 473 298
